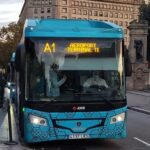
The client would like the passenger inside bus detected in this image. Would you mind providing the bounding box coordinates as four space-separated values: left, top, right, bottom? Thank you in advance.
83 71 108 89
49 63 67 97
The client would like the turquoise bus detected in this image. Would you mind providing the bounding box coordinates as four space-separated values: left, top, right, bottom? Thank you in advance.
15 19 131 143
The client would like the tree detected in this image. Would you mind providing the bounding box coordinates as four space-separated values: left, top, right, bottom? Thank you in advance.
0 22 23 68
139 4 150 25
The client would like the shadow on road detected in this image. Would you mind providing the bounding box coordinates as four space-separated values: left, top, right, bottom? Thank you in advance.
27 139 122 150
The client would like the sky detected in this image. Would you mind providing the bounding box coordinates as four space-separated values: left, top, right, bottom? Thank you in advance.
0 0 24 28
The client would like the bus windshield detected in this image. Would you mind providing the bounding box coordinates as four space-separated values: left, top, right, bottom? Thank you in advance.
25 38 125 102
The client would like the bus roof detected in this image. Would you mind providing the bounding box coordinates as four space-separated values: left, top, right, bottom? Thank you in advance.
24 19 124 39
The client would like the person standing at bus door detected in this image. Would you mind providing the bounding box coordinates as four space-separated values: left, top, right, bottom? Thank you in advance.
49 63 67 97
83 71 108 88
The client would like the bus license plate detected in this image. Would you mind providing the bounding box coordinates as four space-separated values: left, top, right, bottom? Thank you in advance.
69 134 90 139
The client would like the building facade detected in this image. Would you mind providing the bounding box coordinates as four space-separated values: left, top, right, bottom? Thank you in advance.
19 0 145 46
145 0 150 4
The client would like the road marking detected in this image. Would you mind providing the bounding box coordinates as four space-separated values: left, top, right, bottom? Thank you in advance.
134 137 150 147
129 107 150 115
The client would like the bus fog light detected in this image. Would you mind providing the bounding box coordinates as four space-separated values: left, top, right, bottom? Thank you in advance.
110 113 125 124
29 115 47 126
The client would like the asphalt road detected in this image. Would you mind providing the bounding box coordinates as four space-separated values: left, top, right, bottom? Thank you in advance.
1 93 150 150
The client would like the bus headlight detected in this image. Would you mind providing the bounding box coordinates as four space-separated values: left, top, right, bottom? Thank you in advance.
12 89 16 92
29 115 47 126
110 113 125 124
7 82 11 86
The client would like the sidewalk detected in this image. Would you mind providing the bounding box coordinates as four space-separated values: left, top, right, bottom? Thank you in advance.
127 91 150 115
0 106 30 150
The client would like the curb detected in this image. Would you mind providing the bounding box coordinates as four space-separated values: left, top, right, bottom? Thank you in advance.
128 107 150 115
127 91 150 97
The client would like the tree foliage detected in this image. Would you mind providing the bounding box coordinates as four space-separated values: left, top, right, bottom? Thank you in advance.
0 22 23 68
139 4 150 25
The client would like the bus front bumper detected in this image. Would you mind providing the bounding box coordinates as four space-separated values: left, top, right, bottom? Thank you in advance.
23 107 127 143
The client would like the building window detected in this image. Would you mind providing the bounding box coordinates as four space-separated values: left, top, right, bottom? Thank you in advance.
119 21 123 26
75 1 79 6
125 37 127 42
62 0 67 5
72 1 75 5
89 11 92 16
100 4 103 8
47 16 51 18
45 0 49 4
78 9 82 15
82 2 86 6
104 4 107 9
49 0 52 5
124 14 128 19
114 21 118 25
62 16 67 19
121 6 123 11
109 12 113 17
93 3 97 7
72 9 76 14
114 13 118 18
42 0 44 4
83 10 87 15
47 8 51 13
104 12 108 17
99 11 103 17
62 8 67 13
119 13 123 18
125 21 128 26
41 8 44 13
94 11 98 16
79 2 82 6
41 16 44 19
124 7 127 11
124 29 127 34
107 5 110 9
114 6 117 10
34 8 38 14
89 3 93 8
118 6 121 10
129 15 133 19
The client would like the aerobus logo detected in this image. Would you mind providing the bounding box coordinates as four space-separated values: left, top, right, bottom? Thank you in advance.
72 106 85 111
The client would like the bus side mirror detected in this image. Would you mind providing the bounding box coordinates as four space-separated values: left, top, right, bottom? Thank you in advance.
15 44 25 72
125 50 132 77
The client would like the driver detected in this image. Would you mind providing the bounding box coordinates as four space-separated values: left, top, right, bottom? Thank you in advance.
83 71 108 88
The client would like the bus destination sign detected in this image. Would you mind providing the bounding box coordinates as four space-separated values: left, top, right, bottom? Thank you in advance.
43 42 100 54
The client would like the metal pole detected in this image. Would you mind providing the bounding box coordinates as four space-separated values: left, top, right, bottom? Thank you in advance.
4 99 18 145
